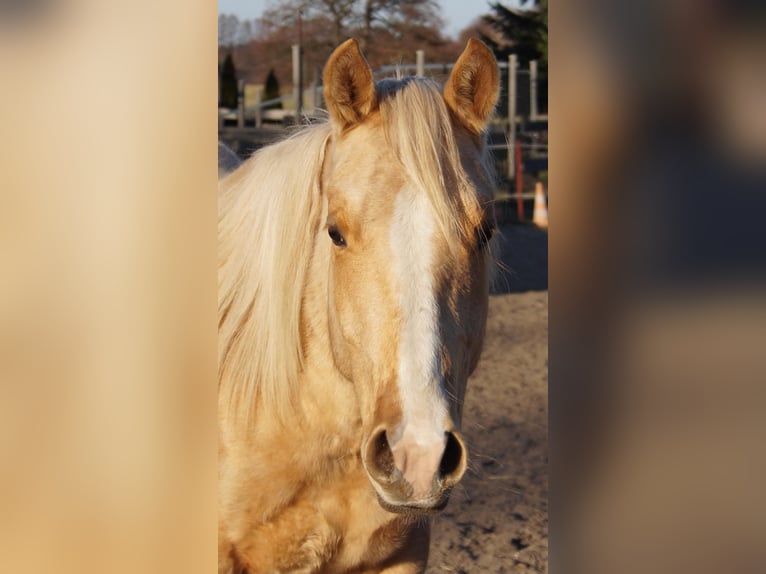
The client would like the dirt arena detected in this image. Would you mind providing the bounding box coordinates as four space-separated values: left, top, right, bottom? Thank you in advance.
427 223 548 573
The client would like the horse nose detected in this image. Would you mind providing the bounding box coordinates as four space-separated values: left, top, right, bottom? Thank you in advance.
390 429 467 498
363 426 467 505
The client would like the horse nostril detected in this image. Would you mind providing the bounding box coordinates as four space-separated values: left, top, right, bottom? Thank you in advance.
439 431 467 482
367 428 395 479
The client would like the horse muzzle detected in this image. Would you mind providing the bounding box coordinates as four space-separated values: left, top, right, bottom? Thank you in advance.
361 426 468 514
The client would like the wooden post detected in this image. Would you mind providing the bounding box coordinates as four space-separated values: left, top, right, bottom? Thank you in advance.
254 85 263 128
507 54 518 180
314 66 323 110
292 44 302 121
313 82 321 112
530 60 538 121
237 79 245 128
416 50 425 77
308 80 316 113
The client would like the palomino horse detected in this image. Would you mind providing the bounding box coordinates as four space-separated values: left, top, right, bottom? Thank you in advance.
218 38 499 573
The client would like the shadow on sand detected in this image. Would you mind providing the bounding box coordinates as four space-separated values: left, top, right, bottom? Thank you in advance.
491 223 548 294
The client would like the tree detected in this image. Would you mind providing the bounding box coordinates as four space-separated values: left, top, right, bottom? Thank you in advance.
321 0 358 47
237 20 255 45
259 0 448 64
219 14 240 47
362 0 443 48
534 0 548 68
219 53 239 109
223 0 463 90
219 13 257 47
263 69 283 110
261 0 357 49
481 0 547 69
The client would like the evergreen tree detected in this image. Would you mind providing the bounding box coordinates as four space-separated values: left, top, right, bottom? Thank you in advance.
219 53 238 109
263 68 282 110
482 0 547 69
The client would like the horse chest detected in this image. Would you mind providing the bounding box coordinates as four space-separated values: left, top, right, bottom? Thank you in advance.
236 464 413 574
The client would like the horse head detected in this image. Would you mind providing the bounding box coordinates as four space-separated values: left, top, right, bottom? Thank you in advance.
320 39 499 513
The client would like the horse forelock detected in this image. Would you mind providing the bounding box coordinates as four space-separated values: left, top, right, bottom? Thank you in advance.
377 77 492 254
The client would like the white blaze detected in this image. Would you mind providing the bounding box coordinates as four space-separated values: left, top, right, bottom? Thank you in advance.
388 185 448 472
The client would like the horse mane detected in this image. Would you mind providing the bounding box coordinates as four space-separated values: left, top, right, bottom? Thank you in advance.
218 123 332 422
218 78 492 423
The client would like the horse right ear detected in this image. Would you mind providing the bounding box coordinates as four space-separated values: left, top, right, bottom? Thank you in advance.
323 39 377 129
444 39 499 134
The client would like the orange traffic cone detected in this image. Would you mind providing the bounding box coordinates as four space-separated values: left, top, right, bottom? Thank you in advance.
532 181 548 228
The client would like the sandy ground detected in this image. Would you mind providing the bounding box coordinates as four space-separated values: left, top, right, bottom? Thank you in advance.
427 223 548 573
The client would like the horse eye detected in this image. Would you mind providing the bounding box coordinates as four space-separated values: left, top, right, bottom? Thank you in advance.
328 225 346 247
476 223 495 250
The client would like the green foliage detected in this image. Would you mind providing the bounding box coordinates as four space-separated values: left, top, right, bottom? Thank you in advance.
482 0 547 70
219 53 239 109
263 69 282 110
532 0 548 67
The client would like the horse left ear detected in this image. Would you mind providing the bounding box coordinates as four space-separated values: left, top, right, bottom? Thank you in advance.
444 39 500 134
323 39 377 129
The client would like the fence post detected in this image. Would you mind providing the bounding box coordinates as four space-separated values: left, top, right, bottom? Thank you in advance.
314 66 323 111
237 79 245 128
507 54 518 180
292 44 302 121
416 50 425 77
313 81 321 112
254 85 263 128
529 59 538 121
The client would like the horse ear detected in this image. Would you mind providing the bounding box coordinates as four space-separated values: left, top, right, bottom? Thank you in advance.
323 39 377 129
444 39 500 134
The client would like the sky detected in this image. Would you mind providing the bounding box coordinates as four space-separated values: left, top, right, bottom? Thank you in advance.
218 0 521 40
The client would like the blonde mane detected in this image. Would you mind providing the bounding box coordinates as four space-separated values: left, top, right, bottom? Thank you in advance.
218 124 331 422
218 78 492 423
